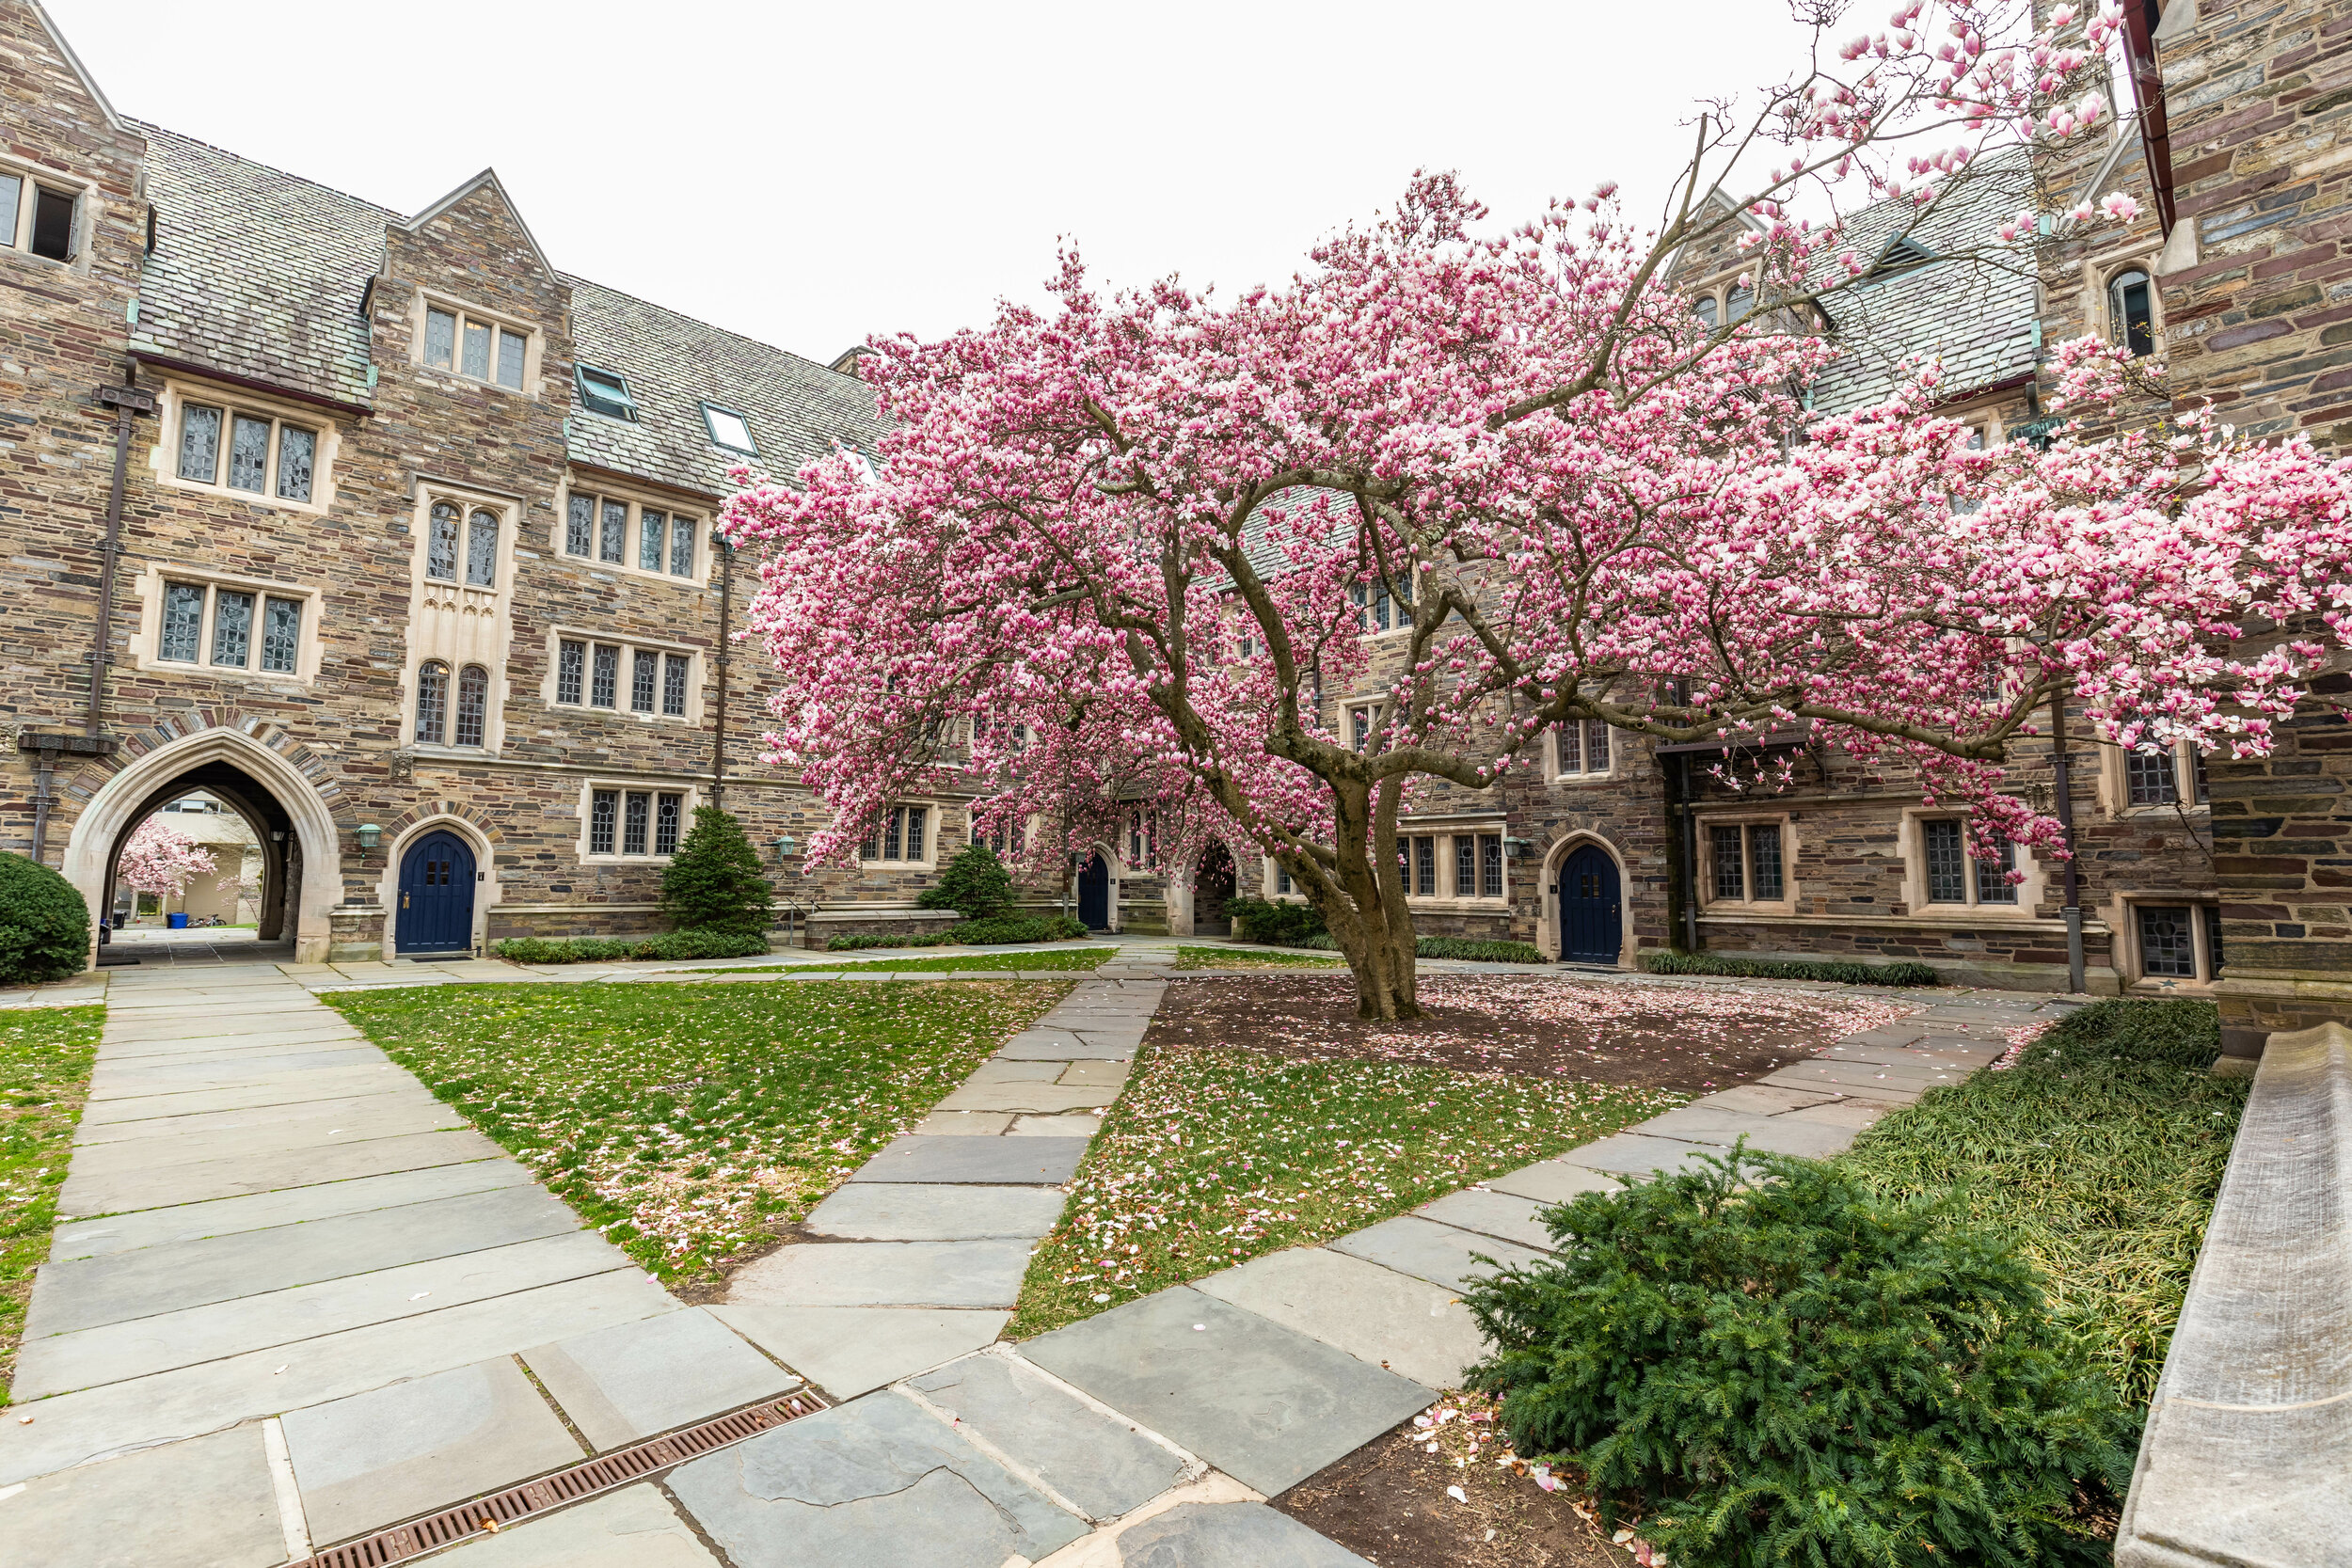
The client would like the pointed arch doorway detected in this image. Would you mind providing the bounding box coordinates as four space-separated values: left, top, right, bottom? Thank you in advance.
1554 842 1623 965
1191 842 1236 937
396 829 477 955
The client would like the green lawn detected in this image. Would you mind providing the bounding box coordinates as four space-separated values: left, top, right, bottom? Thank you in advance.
1840 998 2243 1404
1173 945 1344 971
1009 1041 1679 1338
707 948 1115 975
2 1006 101 1406
330 981 1069 1282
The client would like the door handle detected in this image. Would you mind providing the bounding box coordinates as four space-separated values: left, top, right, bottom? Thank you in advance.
403 893 409 909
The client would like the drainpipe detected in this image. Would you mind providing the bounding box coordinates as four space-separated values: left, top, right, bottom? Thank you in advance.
87 374 154 738
711 539 732 811
1672 752 1702 952
28 745 57 866
2047 693 2087 993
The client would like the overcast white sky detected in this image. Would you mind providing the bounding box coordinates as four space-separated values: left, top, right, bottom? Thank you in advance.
63 1 1826 366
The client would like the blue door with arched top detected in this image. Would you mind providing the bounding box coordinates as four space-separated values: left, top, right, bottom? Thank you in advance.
1076 851 1111 930
397 830 475 954
1555 845 1621 964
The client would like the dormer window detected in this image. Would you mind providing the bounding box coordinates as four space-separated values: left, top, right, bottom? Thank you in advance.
702 403 757 454
1868 234 1938 279
422 303 531 391
577 365 637 421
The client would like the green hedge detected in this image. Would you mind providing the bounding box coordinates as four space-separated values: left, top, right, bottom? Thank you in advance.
1297 932 1547 964
0 852 89 985
826 913 1089 951
1224 895 1327 946
496 928 770 964
1640 949 1942 987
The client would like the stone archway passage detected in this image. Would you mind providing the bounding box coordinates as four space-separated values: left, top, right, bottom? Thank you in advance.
104 761 301 952
1192 843 1236 938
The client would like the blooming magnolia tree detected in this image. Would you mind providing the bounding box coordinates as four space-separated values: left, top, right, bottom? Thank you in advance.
115 817 220 903
724 0 2352 1019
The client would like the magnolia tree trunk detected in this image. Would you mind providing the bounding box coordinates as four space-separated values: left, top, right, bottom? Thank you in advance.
1302 784 1422 1022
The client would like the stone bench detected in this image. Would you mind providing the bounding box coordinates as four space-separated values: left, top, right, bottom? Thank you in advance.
2114 1021 2352 1567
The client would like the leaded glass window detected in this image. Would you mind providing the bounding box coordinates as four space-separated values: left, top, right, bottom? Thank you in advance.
261 597 301 673
600 499 627 563
1750 823 1784 900
424 308 456 369
661 653 689 717
2127 748 2180 806
1586 721 1610 772
640 510 666 572
1559 720 1612 776
465 508 498 587
1924 819 1966 903
161 582 204 661
903 805 927 862
670 518 695 577
415 661 449 744
1414 835 1436 896
1455 836 1475 897
1557 722 1580 773
426 502 460 580
496 328 527 390
1976 838 2018 904
453 665 488 747
630 648 658 713
1481 833 1503 898
589 789 617 855
228 415 270 493
565 494 594 556
2138 905 2196 978
178 404 221 483
276 426 314 502
210 590 252 667
623 791 651 855
2203 906 2224 974
557 639 585 705
654 793 682 856
591 643 619 708
1710 824 1746 900
461 320 491 380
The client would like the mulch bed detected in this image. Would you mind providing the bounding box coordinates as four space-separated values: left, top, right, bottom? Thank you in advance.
1150 972 1914 1093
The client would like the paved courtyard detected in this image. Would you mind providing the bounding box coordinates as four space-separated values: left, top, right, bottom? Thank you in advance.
0 941 2059 1566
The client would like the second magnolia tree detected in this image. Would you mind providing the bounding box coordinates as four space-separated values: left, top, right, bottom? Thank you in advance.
722 3 2352 1019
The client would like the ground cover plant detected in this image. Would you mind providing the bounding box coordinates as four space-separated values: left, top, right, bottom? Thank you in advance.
496 930 770 964
0 853 89 986
1 1006 99 1404
1464 1149 2136 1568
329 981 1066 1282
1641 950 1943 987
1840 997 2242 1405
709 949 1114 975
826 914 1088 950
1173 945 1343 971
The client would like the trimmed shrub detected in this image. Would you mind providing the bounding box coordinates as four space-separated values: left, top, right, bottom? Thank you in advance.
1224 895 1327 947
1465 1148 2136 1566
658 808 774 936
917 843 1015 920
497 928 769 964
0 851 90 984
825 913 1089 951
1641 949 1942 987
1416 936 1544 963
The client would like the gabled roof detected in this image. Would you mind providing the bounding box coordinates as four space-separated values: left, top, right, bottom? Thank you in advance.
28 0 123 133
400 168 556 279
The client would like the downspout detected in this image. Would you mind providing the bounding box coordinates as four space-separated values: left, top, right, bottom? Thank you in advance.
88 370 145 738
1674 752 1702 952
2047 693 2088 993
711 539 732 811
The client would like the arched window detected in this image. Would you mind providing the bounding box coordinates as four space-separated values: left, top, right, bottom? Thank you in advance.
425 502 460 580
466 509 499 586
2108 269 2155 357
453 664 488 747
1692 294 1719 329
415 661 449 744
1725 285 1756 324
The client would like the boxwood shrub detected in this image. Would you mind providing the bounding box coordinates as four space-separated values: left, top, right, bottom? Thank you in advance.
1641 949 1942 987
1223 895 1327 947
496 928 770 964
1296 932 1547 964
0 851 90 984
1465 1147 2135 1566
825 913 1089 951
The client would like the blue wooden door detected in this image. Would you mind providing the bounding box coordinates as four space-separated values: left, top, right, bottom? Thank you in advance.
1555 845 1621 964
1076 851 1111 929
397 830 475 954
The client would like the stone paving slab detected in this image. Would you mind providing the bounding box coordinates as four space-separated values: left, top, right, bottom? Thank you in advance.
1021 1286 1432 1496
49 1159 536 1260
434 1483 722 1567
282 1355 585 1545
1559 1131 1741 1178
710 1306 1009 1399
63 1100 466 1178
1110 1500 1374 1567
15 1230 629 1400
0 1422 282 1568
79 1067 411 1123
724 1239 1034 1308
1327 1215 1549 1291
71 1086 448 1148
0 1269 675 1488
965 1058 1072 1085
997 1029 1133 1061
525 1308 798 1450
909 1109 1015 1134
1633 1105 1859 1159
1013 1112 1102 1137
1482 1159 1625 1204
1057 1059 1131 1087
935 1080 1120 1114
910 1352 1190 1521
1757 1066 1924 1102
1413 1186 1563 1250
850 1134 1090 1185
1773 1096 1895 1130
804 1182 1067 1241
1194 1246 1490 1390
60 1127 506 1215
1691 1082 1851 1116
88 1046 391 1093
100 1023 367 1057
26 1182 584 1338
664 1389 1089 1568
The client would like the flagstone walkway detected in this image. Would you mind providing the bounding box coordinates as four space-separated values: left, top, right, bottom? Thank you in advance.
0 947 2061 1567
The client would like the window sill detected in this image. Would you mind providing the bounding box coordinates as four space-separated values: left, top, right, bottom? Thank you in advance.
1406 896 1510 911
2109 802 2210 821
411 744 498 760
1698 900 1802 918
549 705 696 725
856 863 939 873
413 365 537 400
558 552 707 589
577 855 676 866
1911 900 2040 921
155 472 330 518
137 657 314 689
1547 772 1620 787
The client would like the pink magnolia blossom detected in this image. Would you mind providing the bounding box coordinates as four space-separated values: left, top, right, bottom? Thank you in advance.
116 818 219 899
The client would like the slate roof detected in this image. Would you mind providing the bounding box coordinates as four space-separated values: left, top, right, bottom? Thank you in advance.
125 122 881 491
1806 146 2041 416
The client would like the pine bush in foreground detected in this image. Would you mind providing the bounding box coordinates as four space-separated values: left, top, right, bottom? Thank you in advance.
658 808 773 935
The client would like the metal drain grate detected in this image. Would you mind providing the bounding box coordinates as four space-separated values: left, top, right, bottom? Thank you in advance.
294 1391 827 1567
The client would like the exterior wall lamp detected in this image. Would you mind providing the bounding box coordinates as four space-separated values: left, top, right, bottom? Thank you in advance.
773 832 798 866
355 823 382 850
1505 837 1536 861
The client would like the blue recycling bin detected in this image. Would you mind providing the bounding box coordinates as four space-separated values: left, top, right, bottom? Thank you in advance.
167 911 189 929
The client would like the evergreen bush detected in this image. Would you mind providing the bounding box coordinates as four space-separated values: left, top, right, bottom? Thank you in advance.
1464 1147 2135 1567
0 851 90 984
658 808 773 935
825 912 1087 951
1295 931 1545 963
917 842 1016 920
1641 949 1942 987
1224 895 1327 946
496 929 770 964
